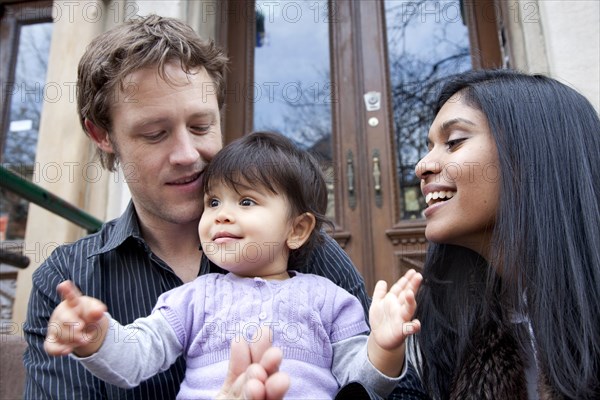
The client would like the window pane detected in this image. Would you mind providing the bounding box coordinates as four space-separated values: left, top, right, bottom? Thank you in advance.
1 22 53 240
253 0 335 219
384 0 471 219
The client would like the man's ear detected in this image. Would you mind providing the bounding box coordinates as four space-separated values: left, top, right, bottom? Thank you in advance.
286 213 316 250
84 119 115 153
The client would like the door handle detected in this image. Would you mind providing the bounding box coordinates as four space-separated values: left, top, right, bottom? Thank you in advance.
373 150 382 208
347 150 356 210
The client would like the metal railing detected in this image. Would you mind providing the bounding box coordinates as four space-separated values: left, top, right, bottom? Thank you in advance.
1 164 103 268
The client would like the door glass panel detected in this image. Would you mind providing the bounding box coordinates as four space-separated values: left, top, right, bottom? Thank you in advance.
384 0 471 219
2 22 53 240
1 20 52 332
253 0 335 219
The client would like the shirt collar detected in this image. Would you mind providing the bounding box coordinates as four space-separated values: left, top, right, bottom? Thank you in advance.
90 201 144 257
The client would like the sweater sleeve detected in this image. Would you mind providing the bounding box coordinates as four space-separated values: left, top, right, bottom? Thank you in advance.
304 234 371 320
327 279 370 342
72 312 182 388
332 335 405 398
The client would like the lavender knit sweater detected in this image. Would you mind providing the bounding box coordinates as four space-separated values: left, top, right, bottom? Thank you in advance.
77 272 401 399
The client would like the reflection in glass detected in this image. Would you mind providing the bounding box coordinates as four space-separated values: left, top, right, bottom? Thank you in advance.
1 23 53 240
384 0 471 219
253 0 335 219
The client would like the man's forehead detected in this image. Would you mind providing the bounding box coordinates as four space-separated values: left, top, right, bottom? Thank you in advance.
113 64 218 105
120 63 212 90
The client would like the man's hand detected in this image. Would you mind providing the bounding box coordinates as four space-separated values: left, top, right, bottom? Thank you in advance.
217 326 290 400
367 269 422 377
44 280 108 357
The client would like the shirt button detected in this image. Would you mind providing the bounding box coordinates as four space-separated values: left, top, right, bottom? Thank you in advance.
259 312 267 320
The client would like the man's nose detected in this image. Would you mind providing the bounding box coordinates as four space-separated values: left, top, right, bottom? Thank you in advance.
170 129 200 166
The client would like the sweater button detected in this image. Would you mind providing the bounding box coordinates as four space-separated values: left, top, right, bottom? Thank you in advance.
259 312 267 320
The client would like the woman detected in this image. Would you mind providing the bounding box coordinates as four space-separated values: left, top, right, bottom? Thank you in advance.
412 69 600 399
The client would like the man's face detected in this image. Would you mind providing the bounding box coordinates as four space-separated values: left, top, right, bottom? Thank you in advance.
104 63 223 228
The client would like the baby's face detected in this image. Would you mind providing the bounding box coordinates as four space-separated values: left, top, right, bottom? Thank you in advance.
199 181 294 279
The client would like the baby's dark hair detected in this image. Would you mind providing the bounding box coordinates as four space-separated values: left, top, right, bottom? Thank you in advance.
202 131 331 269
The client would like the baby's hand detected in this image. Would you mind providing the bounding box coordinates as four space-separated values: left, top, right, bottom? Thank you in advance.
44 280 108 357
369 269 422 352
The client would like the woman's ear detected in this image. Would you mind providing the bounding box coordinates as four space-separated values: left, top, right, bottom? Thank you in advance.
84 119 115 153
286 213 316 250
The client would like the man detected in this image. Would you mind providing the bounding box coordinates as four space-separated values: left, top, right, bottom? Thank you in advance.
23 15 369 399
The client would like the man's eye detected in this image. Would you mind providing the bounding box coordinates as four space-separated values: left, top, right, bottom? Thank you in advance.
191 125 210 134
240 198 256 206
144 131 166 142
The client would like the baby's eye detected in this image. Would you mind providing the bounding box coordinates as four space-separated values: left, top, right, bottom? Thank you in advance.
240 198 256 206
207 198 220 208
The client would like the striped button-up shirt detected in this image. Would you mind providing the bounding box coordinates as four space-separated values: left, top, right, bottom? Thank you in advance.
23 202 370 399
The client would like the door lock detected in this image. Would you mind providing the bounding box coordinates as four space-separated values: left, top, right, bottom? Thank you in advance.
363 91 381 111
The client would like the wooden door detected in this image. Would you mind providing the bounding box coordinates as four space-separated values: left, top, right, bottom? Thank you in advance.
221 0 500 292
331 0 431 291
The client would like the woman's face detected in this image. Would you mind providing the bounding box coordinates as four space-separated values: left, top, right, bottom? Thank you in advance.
415 94 500 259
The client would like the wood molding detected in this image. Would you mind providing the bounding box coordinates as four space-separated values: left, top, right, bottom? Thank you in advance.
463 0 503 68
220 0 255 144
385 220 427 245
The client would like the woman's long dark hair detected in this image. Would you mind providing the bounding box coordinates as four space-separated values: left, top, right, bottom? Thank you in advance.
414 69 600 398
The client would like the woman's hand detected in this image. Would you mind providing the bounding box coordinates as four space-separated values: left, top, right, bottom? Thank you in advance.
216 326 290 399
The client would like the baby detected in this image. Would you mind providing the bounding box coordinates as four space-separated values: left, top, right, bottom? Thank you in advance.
45 132 422 398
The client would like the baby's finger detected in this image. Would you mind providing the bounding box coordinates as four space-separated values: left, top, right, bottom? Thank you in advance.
48 303 83 333
44 331 76 356
57 281 82 308
400 289 418 320
390 269 417 296
372 280 388 302
407 272 423 294
80 298 107 324
402 319 421 336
